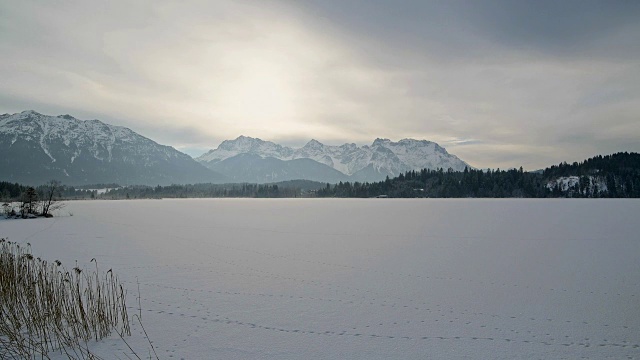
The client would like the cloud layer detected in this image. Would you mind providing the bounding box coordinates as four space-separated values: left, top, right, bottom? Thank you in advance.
1 0 638 169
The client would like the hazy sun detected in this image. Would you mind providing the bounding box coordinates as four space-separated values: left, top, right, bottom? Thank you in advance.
223 59 296 123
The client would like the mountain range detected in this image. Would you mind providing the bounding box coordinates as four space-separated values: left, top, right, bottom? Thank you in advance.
196 136 470 183
0 111 225 185
0 111 471 185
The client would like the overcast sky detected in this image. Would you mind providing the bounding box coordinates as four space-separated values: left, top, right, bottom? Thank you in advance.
1 1 638 169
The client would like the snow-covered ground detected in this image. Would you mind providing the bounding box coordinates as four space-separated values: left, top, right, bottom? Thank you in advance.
1 199 639 359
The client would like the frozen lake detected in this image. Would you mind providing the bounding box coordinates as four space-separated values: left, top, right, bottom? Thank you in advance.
2 199 639 359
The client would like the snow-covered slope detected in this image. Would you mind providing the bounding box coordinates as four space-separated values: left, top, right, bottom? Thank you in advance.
0 111 224 185
197 135 294 164
546 176 608 196
291 140 360 175
370 138 466 174
197 136 471 182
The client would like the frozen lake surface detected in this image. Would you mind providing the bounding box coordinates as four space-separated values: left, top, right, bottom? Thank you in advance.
2 199 639 359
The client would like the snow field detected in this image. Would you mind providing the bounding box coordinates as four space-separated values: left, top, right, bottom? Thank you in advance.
1 199 639 359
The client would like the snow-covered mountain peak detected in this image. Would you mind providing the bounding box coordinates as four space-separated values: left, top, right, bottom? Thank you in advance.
197 136 471 180
197 135 294 163
304 139 324 148
0 111 222 185
372 138 391 146
0 110 182 163
21 110 42 116
218 136 279 151
398 138 433 146
3 110 116 133
340 143 357 150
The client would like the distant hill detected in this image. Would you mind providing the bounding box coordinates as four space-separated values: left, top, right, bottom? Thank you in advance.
205 153 349 184
0 111 225 185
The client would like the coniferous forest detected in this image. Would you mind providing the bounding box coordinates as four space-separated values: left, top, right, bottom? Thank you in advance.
1 152 638 200
317 152 640 198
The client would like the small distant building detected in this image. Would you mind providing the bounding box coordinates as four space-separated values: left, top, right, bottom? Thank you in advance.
376 195 388 198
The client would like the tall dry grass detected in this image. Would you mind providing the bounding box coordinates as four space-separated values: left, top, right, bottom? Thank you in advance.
0 238 130 359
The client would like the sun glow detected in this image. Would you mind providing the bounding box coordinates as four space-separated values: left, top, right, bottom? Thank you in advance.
220 57 296 123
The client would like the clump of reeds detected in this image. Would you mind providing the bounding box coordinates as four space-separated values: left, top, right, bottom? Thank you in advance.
0 238 130 359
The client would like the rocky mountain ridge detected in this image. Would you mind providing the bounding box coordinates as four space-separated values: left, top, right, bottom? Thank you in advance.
197 135 470 182
0 111 224 185
0 111 472 185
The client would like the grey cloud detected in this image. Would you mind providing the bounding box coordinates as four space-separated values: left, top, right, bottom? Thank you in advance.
462 1 640 58
1 0 639 170
292 0 640 61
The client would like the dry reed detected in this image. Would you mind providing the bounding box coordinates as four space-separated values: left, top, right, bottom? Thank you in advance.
0 238 130 359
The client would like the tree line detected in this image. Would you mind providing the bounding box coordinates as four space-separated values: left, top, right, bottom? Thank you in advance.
315 152 640 198
0 181 305 203
1 180 65 218
101 183 299 199
0 181 100 201
1 152 638 202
